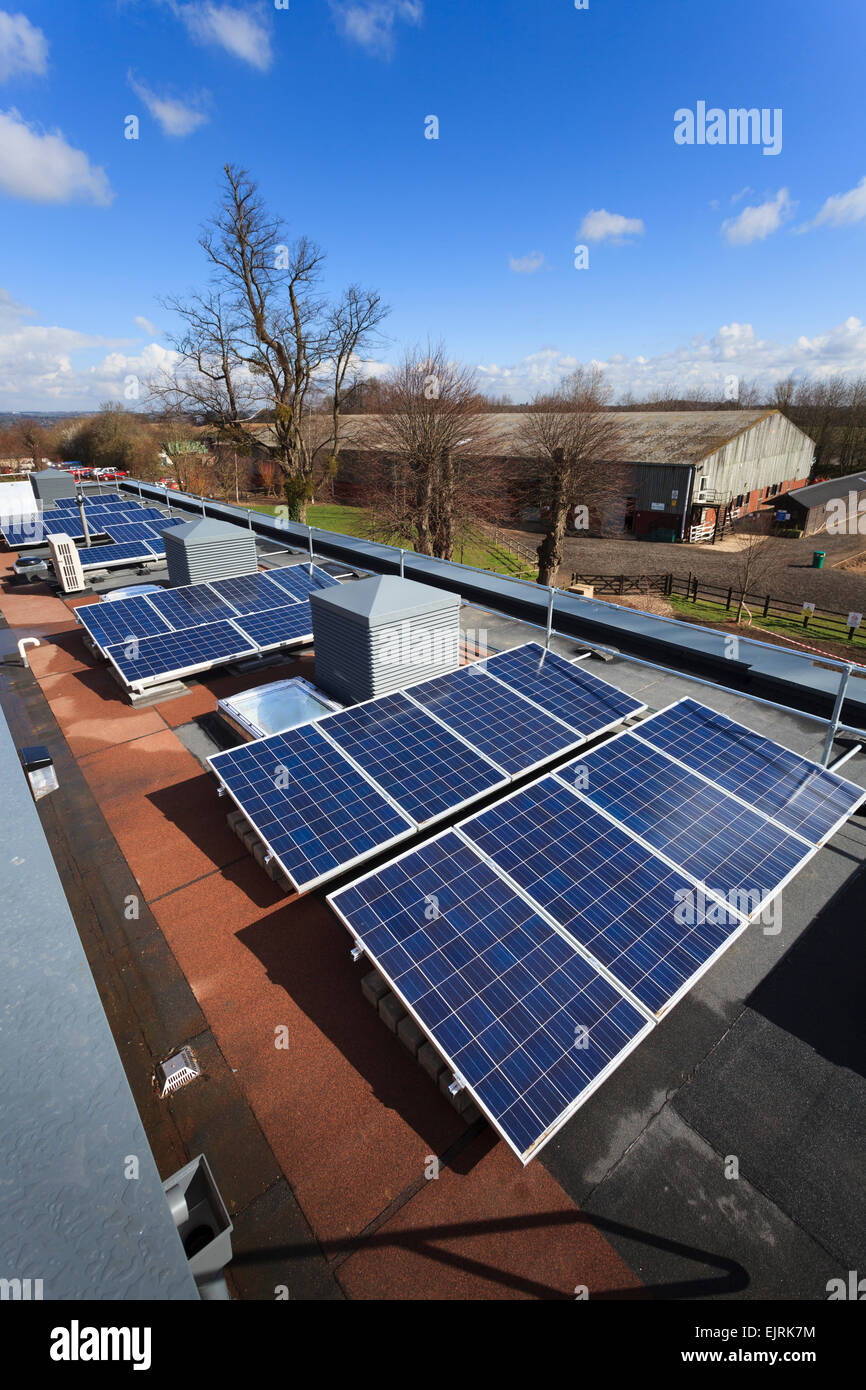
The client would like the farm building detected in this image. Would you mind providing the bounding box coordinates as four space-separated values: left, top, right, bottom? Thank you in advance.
771 470 866 537
271 409 815 544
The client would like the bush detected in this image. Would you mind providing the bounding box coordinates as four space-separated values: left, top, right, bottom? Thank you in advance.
777 527 803 538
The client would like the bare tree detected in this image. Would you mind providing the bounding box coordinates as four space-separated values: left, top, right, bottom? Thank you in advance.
149 164 388 520
730 532 785 622
519 366 623 586
374 343 495 560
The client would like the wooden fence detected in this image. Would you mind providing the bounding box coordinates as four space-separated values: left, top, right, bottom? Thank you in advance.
570 572 865 643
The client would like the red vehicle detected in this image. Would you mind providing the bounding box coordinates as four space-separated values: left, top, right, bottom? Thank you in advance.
93 468 129 481
158 476 179 490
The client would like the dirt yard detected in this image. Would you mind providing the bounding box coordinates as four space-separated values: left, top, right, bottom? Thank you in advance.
505 526 866 613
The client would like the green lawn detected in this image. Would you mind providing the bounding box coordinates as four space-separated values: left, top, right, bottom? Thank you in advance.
247 501 538 581
669 594 866 653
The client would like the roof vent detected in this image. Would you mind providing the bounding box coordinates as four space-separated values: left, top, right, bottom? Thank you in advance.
156 1047 201 1097
163 518 258 587
310 574 461 703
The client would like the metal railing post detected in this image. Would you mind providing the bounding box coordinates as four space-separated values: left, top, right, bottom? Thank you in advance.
822 664 853 766
400 548 405 578
546 586 555 649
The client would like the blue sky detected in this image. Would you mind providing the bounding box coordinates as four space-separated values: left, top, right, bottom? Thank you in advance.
0 0 864 408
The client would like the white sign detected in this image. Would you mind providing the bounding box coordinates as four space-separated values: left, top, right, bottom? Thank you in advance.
847 612 862 628
802 602 815 613
650 502 665 512
671 490 679 501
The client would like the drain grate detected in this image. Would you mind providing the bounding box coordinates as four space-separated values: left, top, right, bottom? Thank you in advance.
156 1046 201 1098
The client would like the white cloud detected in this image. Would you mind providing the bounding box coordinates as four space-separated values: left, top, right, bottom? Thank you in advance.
329 1 423 58
722 188 793 245
475 316 866 402
134 315 160 336
578 209 645 243
172 2 273 70
731 185 754 204
0 10 48 83
0 109 112 205
800 175 866 232
0 294 178 407
509 251 546 274
128 72 209 137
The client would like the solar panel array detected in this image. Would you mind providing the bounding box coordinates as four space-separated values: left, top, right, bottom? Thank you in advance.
1 492 183 558
328 696 865 1163
208 645 646 893
78 563 338 688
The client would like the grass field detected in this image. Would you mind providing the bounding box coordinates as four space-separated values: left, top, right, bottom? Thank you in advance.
248 501 538 581
668 594 866 656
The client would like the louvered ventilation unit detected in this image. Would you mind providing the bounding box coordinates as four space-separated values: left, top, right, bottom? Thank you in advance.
163 518 258 587
310 574 461 704
48 534 85 593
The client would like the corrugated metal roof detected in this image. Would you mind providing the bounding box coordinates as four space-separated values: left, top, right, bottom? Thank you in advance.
783 471 866 509
252 409 780 465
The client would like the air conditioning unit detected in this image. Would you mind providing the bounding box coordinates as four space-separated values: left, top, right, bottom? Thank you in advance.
48 534 85 593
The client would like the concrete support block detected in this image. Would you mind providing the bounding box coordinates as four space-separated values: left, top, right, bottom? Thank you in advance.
397 1014 425 1057
418 1042 446 1084
361 970 389 1009
378 991 406 1034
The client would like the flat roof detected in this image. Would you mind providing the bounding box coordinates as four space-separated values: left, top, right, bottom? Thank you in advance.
1 535 864 1300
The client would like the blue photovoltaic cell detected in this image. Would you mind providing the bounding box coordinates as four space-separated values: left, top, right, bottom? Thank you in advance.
329 832 651 1161
321 691 507 825
77 595 172 648
232 603 314 650
406 665 583 775
483 642 644 737
460 777 744 1018
77 542 155 567
209 570 294 615
266 564 340 602
146 582 238 627
105 620 253 683
144 541 168 555
558 733 811 907
633 698 866 846
129 507 171 522
209 724 414 890
1 518 45 545
104 522 162 544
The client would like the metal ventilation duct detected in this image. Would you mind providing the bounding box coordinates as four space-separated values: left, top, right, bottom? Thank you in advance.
310 574 461 703
163 518 258 587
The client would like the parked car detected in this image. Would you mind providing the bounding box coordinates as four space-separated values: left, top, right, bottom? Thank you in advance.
93 468 129 481
158 476 179 490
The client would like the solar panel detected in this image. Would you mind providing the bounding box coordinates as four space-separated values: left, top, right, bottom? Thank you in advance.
104 522 162 544
557 732 812 912
632 698 866 846
266 563 340 602
76 595 173 649
145 582 239 627
77 542 156 568
328 830 653 1163
320 691 509 826
459 776 746 1019
130 507 171 522
1 518 45 546
104 620 254 686
208 725 415 892
482 643 646 738
406 664 584 776
208 570 294 615
232 602 314 651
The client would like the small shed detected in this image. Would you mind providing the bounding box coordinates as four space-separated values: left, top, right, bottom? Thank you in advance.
774 471 866 537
